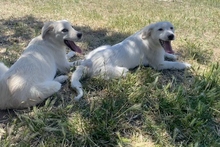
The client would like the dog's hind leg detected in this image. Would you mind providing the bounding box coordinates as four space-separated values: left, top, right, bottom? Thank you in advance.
116 66 129 77
104 65 129 79
29 81 61 105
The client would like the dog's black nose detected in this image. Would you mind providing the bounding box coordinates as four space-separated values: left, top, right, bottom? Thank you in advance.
168 34 174 40
77 33 82 39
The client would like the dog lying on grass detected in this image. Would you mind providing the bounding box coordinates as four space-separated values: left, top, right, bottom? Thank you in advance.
70 21 191 100
0 20 82 109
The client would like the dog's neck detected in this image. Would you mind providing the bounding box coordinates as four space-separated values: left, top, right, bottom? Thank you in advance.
42 35 66 51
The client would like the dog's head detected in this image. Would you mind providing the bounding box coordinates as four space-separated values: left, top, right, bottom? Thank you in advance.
142 21 175 54
41 20 82 53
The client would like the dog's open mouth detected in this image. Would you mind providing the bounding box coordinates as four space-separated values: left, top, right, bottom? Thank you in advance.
64 40 82 54
159 40 174 54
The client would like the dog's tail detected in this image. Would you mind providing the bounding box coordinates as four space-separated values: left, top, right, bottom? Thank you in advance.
0 62 9 79
70 59 92 101
70 65 87 101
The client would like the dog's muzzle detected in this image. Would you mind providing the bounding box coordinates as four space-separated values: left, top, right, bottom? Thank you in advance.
77 32 82 39
168 34 174 40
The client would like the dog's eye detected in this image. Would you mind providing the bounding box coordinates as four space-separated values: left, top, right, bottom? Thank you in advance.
170 27 173 30
62 29 69 32
158 28 163 31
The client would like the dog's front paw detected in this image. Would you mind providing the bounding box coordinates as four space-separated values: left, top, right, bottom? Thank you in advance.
165 53 178 61
66 51 76 59
61 65 71 74
184 63 191 68
168 54 178 61
173 55 178 61
54 75 68 83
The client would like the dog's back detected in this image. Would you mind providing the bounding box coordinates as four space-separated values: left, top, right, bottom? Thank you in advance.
0 33 58 108
0 62 10 109
0 62 8 78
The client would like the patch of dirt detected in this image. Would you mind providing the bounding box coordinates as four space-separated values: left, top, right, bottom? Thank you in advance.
213 48 220 62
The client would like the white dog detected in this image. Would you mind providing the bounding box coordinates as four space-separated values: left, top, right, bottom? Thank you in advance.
0 20 82 109
71 21 191 100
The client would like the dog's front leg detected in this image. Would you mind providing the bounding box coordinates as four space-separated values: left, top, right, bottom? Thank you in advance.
54 75 68 83
164 52 178 61
57 60 71 74
155 61 191 70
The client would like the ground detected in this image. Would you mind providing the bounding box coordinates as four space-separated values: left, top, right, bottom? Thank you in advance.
0 0 220 146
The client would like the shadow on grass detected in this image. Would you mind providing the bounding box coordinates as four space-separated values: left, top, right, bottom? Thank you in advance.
71 67 198 146
69 25 130 53
73 64 219 146
0 15 130 63
0 15 43 47
0 15 44 65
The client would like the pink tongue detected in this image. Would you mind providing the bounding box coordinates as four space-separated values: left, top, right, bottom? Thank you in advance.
163 41 174 54
69 41 82 54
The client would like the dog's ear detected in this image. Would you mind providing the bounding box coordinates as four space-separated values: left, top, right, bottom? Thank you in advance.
41 21 54 39
141 24 154 39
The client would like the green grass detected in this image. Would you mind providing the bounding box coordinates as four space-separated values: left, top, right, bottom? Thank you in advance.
0 0 220 146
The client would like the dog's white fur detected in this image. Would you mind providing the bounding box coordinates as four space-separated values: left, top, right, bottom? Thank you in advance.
70 21 191 100
0 20 82 109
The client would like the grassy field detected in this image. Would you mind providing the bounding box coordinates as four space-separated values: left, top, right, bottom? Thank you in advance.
0 0 220 146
